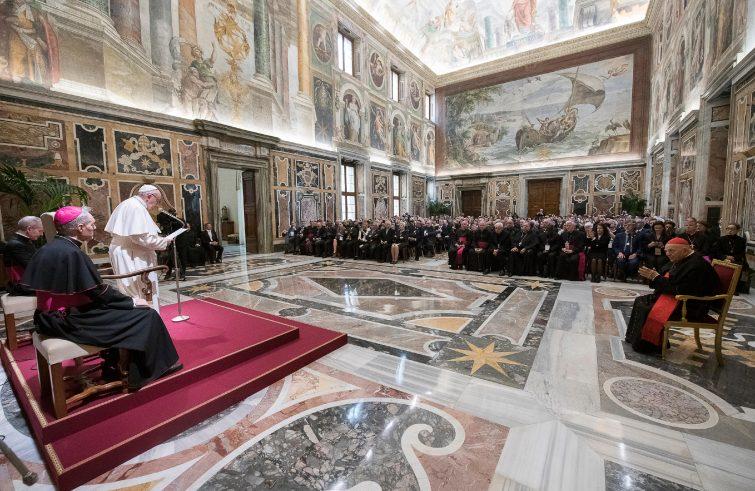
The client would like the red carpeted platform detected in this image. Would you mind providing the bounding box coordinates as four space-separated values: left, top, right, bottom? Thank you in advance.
0 299 347 490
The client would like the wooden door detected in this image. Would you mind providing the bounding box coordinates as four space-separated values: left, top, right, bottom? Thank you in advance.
461 189 482 217
527 179 561 217
242 171 259 253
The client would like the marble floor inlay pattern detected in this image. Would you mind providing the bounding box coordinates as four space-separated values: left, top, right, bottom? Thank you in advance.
0 252 754 490
608 299 755 410
172 259 559 389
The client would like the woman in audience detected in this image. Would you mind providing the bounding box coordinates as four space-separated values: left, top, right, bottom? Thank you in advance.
644 220 670 272
587 222 610 283
390 221 403 264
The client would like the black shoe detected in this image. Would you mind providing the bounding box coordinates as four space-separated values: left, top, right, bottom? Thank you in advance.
101 363 121 382
164 362 183 377
179 276 186 281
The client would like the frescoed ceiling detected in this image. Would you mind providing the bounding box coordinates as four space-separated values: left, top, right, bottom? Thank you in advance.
352 0 650 74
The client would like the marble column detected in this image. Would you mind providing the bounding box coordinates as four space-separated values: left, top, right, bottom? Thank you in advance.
149 0 174 70
254 0 272 79
296 0 312 96
111 0 142 46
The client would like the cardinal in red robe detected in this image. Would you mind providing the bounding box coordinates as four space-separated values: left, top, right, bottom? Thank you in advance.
624 237 719 354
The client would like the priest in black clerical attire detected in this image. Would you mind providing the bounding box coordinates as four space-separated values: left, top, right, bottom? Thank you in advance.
509 220 539 276
3 216 44 296
21 206 181 390
712 223 750 293
556 221 584 281
488 221 511 276
624 237 719 354
449 220 472 270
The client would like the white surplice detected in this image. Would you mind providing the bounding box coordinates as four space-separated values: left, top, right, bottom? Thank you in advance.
104 196 170 311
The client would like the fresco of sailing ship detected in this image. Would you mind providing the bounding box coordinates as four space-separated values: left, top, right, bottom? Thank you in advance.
442 54 633 170
515 69 606 151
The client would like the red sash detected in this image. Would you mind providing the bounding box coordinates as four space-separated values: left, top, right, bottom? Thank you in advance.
6 265 24 282
640 273 678 347
455 237 467 266
36 291 91 313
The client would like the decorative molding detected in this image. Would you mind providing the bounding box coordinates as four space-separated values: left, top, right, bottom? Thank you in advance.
440 22 650 86
194 120 281 147
0 81 196 134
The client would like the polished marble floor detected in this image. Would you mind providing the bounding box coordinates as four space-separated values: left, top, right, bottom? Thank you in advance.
1 252 754 490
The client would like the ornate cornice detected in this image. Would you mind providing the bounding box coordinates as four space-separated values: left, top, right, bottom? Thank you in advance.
435 155 645 179
440 22 650 86
194 120 281 147
0 80 196 134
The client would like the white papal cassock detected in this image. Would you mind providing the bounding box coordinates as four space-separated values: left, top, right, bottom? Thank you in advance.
105 189 170 311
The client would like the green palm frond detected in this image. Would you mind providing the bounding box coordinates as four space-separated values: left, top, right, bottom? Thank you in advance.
0 164 89 215
0 164 35 207
32 178 89 212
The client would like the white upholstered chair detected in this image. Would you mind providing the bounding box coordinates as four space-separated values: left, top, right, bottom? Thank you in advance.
1 293 36 350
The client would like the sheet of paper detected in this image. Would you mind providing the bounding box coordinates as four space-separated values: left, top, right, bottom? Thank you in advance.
166 228 187 241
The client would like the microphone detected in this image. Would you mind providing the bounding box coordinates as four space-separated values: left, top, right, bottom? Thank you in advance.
158 207 185 224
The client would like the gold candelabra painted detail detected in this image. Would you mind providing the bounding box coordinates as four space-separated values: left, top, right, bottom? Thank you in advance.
214 0 252 122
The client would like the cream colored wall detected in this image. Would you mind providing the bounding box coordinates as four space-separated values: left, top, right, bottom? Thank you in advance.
216 167 246 245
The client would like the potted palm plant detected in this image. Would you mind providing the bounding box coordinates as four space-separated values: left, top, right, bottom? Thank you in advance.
0 164 89 240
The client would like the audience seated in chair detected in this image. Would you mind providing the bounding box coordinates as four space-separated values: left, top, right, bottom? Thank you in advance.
200 222 224 263
263 212 750 292
3 216 44 296
613 221 641 281
556 221 584 281
713 223 751 294
624 237 719 355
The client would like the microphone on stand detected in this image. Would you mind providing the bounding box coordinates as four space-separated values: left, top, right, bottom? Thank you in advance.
158 208 190 322
158 207 186 225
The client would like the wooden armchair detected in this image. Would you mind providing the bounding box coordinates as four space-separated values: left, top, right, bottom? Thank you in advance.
662 260 742 365
34 265 167 418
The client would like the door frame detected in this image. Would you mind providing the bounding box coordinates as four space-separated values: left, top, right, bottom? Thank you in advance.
455 184 486 217
207 149 273 253
526 177 563 217
520 174 567 217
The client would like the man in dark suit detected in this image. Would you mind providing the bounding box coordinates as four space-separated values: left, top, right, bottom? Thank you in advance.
3 216 44 295
613 221 641 281
200 222 224 263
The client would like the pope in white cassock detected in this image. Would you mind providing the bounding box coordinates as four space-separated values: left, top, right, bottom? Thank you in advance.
105 185 173 311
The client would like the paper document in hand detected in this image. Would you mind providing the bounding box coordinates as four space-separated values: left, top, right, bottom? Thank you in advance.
166 228 187 241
